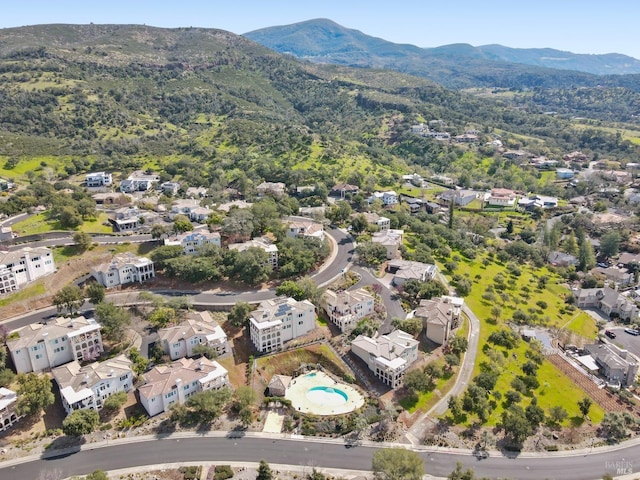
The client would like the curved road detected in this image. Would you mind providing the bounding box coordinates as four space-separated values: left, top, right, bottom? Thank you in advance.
0 433 637 480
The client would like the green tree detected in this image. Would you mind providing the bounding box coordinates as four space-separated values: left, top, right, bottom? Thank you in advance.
186 387 232 422
228 301 253 327
275 280 305 300
85 471 109 480
355 241 389 266
0 368 16 388
73 231 92 250
372 447 425 480
95 302 132 343
102 391 128 413
501 405 532 445
62 408 100 436
148 306 177 329
448 462 477 480
233 386 257 426
15 373 54 417
150 245 184 269
58 205 82 229
548 405 568 426
256 460 273 480
525 397 545 428
128 347 149 376
173 214 193 234
563 233 578 256
600 231 621 259
230 247 271 285
192 344 218 360
85 282 105 305
351 213 369 234
222 209 254 239
578 238 596 272
578 397 592 417
150 224 171 240
52 284 84 315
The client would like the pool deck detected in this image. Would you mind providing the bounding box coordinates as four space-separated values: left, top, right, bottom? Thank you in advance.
285 370 365 416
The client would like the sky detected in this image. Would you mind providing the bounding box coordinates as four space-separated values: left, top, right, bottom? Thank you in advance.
2 1 640 59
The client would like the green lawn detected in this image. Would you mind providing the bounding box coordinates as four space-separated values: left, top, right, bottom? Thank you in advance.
12 212 112 235
441 251 604 426
0 282 46 307
0 156 70 180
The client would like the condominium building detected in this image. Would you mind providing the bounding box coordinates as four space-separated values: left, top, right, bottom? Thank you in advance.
321 288 375 332
164 230 221 254
249 297 316 353
92 253 155 288
351 329 419 388
159 311 228 360
0 387 22 433
138 357 229 417
229 236 279 269
52 354 133 414
0 247 56 295
7 316 103 374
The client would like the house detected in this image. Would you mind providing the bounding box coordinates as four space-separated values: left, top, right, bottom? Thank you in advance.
372 230 404 259
575 286 639 321
556 168 575 180
0 226 12 242
401 196 425 214
0 387 22 433
414 296 463 345
287 220 325 240
387 259 438 286
186 187 209 199
0 246 56 295
248 297 316 353
438 189 478 207
7 316 103 374
518 195 558 210
170 199 212 222
321 288 375 332
402 173 424 186
267 374 292 397
584 343 639 387
52 354 133 415
160 181 181 196
454 133 479 143
369 191 398 206
228 236 279 269
92 253 155 288
158 311 228 360
216 200 253 213
85 172 113 187
564 151 588 164
330 183 359 198
350 330 419 388
256 182 286 197
548 251 578 267
503 150 531 164
119 171 159 193
138 357 229 417
486 188 517 207
92 193 128 206
593 266 635 289
618 252 640 268
109 206 141 231
165 230 222 254
355 212 390 231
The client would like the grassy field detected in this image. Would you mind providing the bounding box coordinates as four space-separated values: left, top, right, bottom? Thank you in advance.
441 251 604 426
0 282 46 307
0 156 71 180
12 212 112 235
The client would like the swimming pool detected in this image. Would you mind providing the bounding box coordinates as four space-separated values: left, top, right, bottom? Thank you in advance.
285 370 364 415
306 385 349 406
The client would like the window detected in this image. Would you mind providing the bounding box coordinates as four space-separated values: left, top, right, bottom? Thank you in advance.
35 354 43 360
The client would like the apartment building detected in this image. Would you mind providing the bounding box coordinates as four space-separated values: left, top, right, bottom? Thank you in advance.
159 311 228 360
0 387 22 432
7 316 103 374
0 247 56 295
321 288 375 332
351 329 419 388
138 357 229 417
52 354 133 414
249 297 316 353
92 253 155 288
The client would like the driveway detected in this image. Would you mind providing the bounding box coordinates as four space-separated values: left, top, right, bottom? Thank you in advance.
605 326 640 359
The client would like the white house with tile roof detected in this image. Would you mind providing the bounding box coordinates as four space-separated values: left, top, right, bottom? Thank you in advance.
138 357 229 417
158 311 228 360
7 316 103 374
321 288 375 332
92 253 155 288
52 354 133 414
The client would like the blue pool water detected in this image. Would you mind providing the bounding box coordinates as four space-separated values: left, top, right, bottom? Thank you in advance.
305 372 317 378
308 385 349 402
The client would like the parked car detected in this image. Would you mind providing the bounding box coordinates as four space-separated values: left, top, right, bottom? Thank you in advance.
624 328 640 336
605 330 616 339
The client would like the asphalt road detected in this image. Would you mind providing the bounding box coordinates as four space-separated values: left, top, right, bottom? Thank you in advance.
350 265 405 333
605 326 640 358
1 434 637 480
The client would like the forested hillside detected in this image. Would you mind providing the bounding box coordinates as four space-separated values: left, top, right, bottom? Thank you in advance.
0 23 638 193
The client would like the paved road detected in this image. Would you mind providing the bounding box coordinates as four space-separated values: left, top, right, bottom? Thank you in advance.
351 265 405 334
605 327 640 359
1 433 638 480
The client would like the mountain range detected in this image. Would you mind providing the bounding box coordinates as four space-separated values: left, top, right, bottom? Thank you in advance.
244 19 640 89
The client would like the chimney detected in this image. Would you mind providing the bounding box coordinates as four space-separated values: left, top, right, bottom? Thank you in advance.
109 368 114 377
82 374 90 384
199 361 204 370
